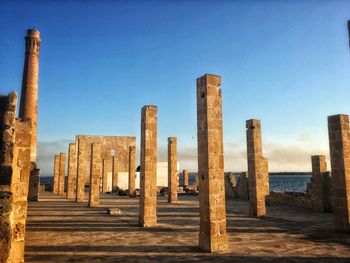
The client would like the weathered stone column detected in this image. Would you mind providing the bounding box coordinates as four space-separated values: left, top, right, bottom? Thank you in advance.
139 105 157 227
183 169 189 187
246 119 269 218
112 157 118 192
67 143 77 199
53 155 60 194
168 137 178 203
76 138 85 202
89 143 101 207
102 158 112 193
328 114 350 231
197 74 228 252
310 155 331 213
19 29 40 163
28 167 40 201
128 145 136 196
58 152 66 195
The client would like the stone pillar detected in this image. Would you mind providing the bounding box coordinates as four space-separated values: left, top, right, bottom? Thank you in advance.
112 157 118 192
102 158 112 193
237 172 249 201
246 119 269 218
328 114 350 231
168 137 178 203
183 169 189 187
128 145 136 196
139 105 157 227
310 155 331 213
19 29 40 163
53 155 60 194
58 152 66 195
67 143 77 199
196 74 228 252
76 138 85 202
28 168 40 201
89 143 101 207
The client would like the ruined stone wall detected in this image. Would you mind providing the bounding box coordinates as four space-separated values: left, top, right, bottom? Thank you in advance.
28 168 40 201
0 92 32 263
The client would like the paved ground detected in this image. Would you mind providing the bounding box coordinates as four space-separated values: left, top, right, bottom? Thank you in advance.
25 192 350 262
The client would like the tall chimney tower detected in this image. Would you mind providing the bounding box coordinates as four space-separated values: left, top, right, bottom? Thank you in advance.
19 28 40 162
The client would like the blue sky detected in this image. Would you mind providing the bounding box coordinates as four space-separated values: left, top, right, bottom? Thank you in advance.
1 0 350 175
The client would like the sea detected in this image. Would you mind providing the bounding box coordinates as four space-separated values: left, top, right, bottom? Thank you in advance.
41 173 313 193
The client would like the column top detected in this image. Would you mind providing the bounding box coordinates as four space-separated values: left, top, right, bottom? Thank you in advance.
197 74 221 87
168 137 177 143
328 114 349 123
246 119 261 129
26 28 41 40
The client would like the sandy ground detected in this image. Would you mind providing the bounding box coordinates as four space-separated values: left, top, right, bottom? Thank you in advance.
25 192 350 262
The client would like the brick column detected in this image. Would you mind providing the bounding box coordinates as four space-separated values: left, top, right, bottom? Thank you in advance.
28 168 40 201
197 74 228 252
112 157 118 192
328 114 350 231
128 145 136 196
53 155 60 194
183 169 189 187
89 143 101 207
246 119 269 218
67 143 77 199
76 138 85 202
58 153 66 195
139 105 157 227
168 137 178 203
102 158 112 192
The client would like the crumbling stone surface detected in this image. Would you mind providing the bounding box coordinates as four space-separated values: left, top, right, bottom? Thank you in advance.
67 143 77 199
139 105 157 227
237 172 249 201
28 167 40 201
53 155 59 194
128 146 136 196
246 119 269 218
168 137 178 203
197 74 228 252
225 172 237 198
328 114 350 232
89 143 101 208
58 153 66 195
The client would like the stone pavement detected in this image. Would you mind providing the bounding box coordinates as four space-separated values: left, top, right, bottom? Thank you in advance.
25 192 350 262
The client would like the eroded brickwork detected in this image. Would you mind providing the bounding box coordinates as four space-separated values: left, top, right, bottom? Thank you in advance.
168 137 178 203
58 152 66 195
128 146 136 196
67 143 77 199
112 156 118 192
89 143 101 207
197 74 228 252
310 155 331 213
183 169 189 187
139 105 157 227
53 155 60 194
28 167 40 201
328 114 350 231
246 119 269 218
0 92 32 263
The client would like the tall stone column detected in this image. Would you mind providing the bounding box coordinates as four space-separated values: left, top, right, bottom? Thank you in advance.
112 157 118 192
53 155 60 194
28 168 40 201
246 119 269 218
89 143 101 207
197 74 228 252
328 114 350 231
102 158 112 192
139 105 157 227
67 143 77 199
168 137 178 203
19 29 40 163
58 152 66 195
76 138 85 202
128 146 136 196
183 169 189 187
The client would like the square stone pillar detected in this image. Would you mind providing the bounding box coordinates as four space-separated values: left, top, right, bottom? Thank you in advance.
28 168 40 201
183 169 189 187
53 155 60 194
328 114 350 231
311 155 331 213
102 158 111 193
76 138 85 202
58 152 66 195
168 137 178 203
112 157 118 192
139 105 157 227
196 74 228 252
89 143 101 207
67 143 77 199
128 145 136 196
246 119 269 218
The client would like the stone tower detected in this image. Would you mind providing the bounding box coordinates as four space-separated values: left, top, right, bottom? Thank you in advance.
19 28 40 163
